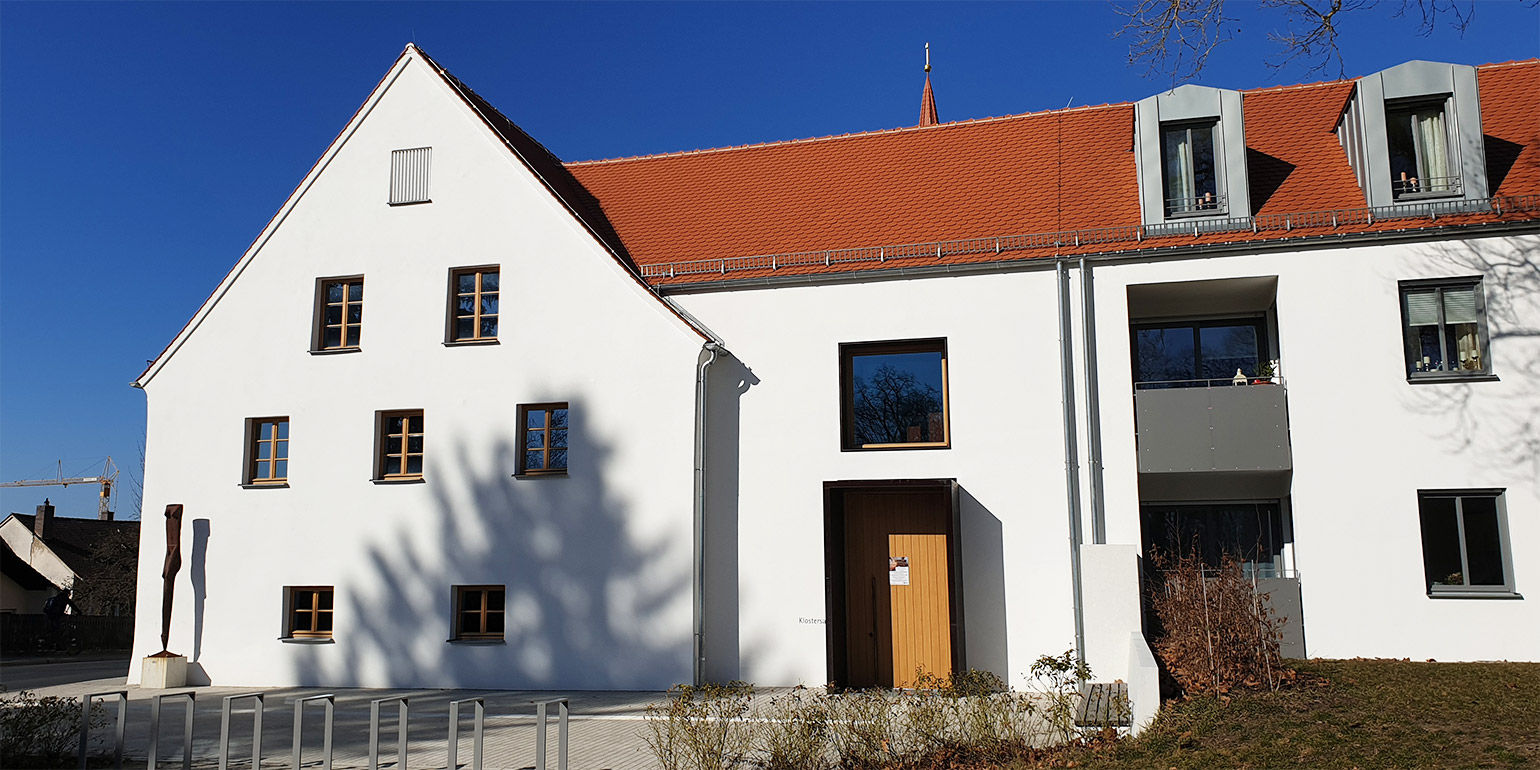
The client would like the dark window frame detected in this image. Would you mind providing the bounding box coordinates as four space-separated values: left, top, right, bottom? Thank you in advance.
1399 277 1493 382
375 409 425 481
312 275 364 352
1130 315 1270 388
1417 489 1515 597
245 417 290 485
1159 119 1226 218
284 586 334 639
446 266 500 344
1384 96 1460 201
452 585 506 640
838 338 951 451
516 403 569 477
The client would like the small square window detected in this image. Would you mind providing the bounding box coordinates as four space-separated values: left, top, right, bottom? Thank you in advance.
840 339 949 450
376 410 425 480
1160 121 1224 217
246 417 289 485
453 585 505 640
517 403 568 476
389 147 431 205
1400 278 1491 379
1418 490 1514 596
1386 100 1459 199
285 586 334 638
448 267 499 342
313 276 364 351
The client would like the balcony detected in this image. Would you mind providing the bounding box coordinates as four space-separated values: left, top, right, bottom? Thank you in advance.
1134 378 1291 474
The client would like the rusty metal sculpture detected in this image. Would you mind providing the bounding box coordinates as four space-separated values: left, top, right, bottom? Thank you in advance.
159 504 183 654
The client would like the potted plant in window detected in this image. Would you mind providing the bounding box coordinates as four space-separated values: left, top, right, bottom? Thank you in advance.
1252 359 1279 385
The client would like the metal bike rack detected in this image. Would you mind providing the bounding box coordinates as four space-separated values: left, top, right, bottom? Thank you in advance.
447 697 485 770
218 692 264 770
531 698 570 770
78 690 127 770
367 696 409 770
291 694 336 770
148 691 197 770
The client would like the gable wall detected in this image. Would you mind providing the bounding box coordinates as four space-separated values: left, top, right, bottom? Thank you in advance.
132 57 703 689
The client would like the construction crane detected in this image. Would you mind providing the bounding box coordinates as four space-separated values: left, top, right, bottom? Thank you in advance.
3 457 119 518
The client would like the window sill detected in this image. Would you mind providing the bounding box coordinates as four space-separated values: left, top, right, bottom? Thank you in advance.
446 638 506 645
387 199 432 207
514 471 568 480
309 347 361 356
372 477 426 485
1407 373 1499 385
1394 190 1462 202
279 637 335 644
1165 208 1230 220
842 442 951 453
1428 591 1522 600
443 339 499 347
240 482 290 490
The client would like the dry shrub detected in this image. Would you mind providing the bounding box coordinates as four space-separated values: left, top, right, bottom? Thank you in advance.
1147 552 1293 696
756 685 830 770
642 682 756 770
0 689 104 768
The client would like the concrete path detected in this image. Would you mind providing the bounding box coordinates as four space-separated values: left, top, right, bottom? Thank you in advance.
13 675 672 770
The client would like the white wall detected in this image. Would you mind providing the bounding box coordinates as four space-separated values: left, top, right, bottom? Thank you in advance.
131 53 706 689
680 271 1083 690
1090 234 1540 662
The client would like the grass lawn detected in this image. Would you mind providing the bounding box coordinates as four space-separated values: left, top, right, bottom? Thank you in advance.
1051 659 1540 770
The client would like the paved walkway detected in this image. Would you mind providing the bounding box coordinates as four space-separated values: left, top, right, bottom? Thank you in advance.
16 675 672 770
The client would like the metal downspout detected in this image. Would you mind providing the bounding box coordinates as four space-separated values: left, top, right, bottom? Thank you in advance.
692 341 724 686
1057 261 1087 667
1080 258 1107 544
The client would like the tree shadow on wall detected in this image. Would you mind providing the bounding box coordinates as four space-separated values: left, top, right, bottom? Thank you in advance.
289 398 694 690
1400 236 1540 487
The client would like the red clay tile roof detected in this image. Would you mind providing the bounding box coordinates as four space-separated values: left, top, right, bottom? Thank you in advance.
920 75 938 127
565 60 1539 287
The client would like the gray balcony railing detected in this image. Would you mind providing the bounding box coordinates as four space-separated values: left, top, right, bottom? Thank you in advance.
1134 377 1291 473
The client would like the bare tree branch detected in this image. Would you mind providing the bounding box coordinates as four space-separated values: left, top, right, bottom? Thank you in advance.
1394 0 1475 36
1113 0 1236 85
1260 0 1373 79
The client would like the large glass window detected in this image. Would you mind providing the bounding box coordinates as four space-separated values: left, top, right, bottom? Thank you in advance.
1386 101 1456 198
1161 121 1222 216
1132 318 1267 387
1418 491 1514 596
1401 278 1489 379
839 339 949 450
1141 501 1286 578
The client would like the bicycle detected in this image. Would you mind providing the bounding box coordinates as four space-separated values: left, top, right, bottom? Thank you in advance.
35 617 85 656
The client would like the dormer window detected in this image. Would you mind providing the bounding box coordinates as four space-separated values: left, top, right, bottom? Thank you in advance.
1386 100 1458 199
1134 85 1248 229
1162 121 1222 216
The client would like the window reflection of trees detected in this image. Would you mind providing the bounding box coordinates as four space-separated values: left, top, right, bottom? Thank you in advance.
851 364 944 445
1141 502 1284 578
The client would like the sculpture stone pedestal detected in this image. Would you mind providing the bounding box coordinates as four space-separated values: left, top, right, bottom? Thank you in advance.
142 653 187 689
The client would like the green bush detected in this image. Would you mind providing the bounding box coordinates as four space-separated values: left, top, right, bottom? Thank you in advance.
0 689 104 768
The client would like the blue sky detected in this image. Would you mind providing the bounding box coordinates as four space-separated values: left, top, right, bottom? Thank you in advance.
1 1 1535 519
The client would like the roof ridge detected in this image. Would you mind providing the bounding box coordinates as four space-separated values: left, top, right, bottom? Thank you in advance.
565 101 1128 167
1477 58 1540 70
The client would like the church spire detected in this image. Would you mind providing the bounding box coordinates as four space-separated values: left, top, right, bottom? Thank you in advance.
919 43 939 127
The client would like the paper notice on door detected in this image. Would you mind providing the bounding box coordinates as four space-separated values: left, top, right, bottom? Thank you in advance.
889 556 910 586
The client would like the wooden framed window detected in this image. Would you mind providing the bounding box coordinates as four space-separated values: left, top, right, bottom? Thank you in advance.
314 276 364 351
448 267 499 342
517 403 568 476
246 417 289 485
286 586 334 638
376 410 425 480
840 339 950 451
453 585 506 640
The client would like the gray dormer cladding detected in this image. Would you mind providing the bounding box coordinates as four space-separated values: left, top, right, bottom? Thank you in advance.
1336 60 1489 210
1134 85 1251 230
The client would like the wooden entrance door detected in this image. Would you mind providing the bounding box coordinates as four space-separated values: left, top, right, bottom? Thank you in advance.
841 489 953 688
